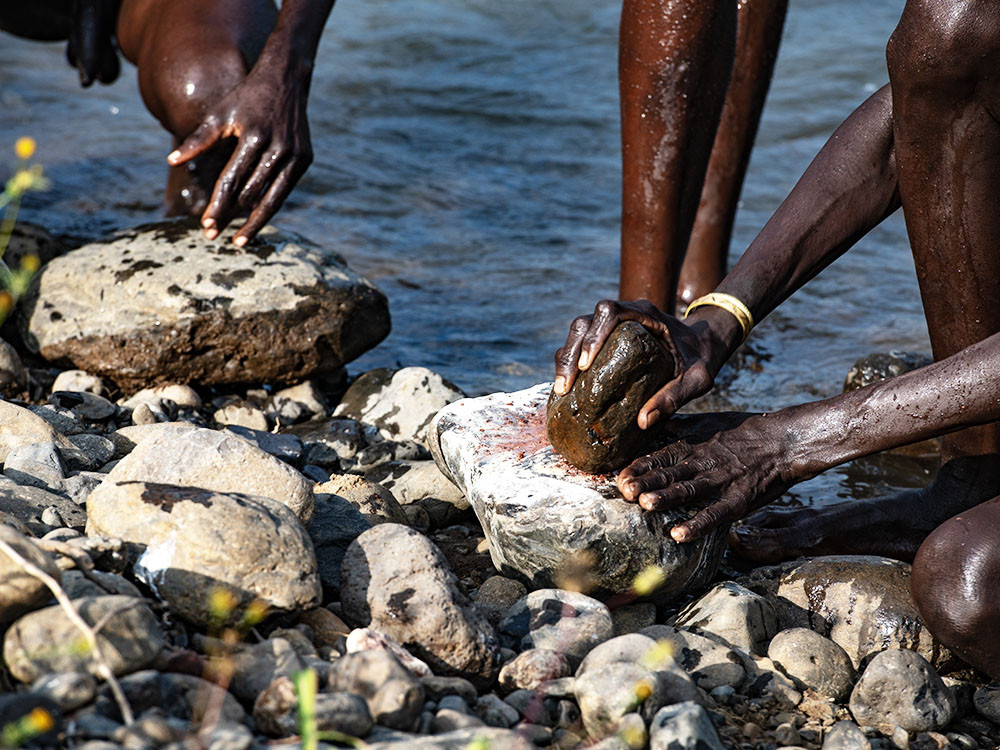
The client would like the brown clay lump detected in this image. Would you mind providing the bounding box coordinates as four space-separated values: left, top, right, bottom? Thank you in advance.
546 321 677 474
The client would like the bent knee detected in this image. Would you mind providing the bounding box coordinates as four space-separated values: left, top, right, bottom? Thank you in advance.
887 0 1000 89
912 500 1000 676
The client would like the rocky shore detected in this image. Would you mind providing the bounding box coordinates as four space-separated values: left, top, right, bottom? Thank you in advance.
0 222 993 750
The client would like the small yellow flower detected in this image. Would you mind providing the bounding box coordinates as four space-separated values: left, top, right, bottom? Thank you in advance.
20 254 40 273
15 137 36 160
6 165 49 198
26 708 54 733
639 638 675 670
620 724 646 748
633 675 654 703
208 587 239 621
242 598 269 627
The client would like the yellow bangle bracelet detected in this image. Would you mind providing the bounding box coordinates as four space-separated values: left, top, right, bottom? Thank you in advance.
684 292 754 343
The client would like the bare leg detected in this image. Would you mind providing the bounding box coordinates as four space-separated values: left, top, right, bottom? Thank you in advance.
912 495 1000 677
677 0 787 308
731 0 1000 564
115 0 277 215
618 0 736 311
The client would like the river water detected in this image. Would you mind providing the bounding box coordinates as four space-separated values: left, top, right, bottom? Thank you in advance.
0 0 934 507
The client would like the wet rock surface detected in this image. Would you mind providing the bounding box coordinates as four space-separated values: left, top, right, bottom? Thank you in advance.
431 384 728 603
547 321 676 473
20 219 390 390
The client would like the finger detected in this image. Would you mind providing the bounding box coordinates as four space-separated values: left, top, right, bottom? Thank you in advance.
618 443 690 484
169 120 225 167
234 159 305 245
553 316 593 395
236 147 287 211
671 501 734 543
636 477 718 510
201 136 268 238
578 300 623 370
620 461 702 502
97 40 120 85
638 362 713 429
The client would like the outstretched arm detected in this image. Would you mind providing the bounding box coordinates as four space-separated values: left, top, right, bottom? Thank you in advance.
167 0 335 245
557 84 900 427
620 327 1000 541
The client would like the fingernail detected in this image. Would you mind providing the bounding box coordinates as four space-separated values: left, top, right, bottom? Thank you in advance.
234 236 248 247
641 409 660 429
554 376 567 395
167 150 181 164
670 526 688 543
578 351 591 370
202 217 215 229
205 228 218 240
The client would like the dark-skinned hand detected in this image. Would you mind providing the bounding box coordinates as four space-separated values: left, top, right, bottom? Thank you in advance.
66 0 121 87
616 410 811 543
167 54 314 246
553 299 720 430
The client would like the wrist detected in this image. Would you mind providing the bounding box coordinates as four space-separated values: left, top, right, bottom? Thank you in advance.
684 306 744 374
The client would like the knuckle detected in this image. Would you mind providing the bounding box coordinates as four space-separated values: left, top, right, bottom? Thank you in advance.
593 299 618 318
569 316 591 335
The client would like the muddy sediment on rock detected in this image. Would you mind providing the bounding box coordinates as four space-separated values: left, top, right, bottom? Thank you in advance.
547 321 676 474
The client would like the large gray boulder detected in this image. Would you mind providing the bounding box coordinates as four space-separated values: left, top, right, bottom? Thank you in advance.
101 423 314 522
20 219 389 391
0 526 61 625
86 481 321 627
429 385 728 602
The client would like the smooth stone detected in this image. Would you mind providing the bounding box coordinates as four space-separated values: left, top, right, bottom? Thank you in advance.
0 338 27 396
49 391 117 421
20 219 390 390
498 649 572 693
499 589 613 669
0 525 61 624
365 727 533 749
0 481 86 534
340 523 500 688
86 481 321 627
823 720 872 750
744 656 803 708
102 423 314 521
420 676 478 705
649 701 724 750
849 649 955 732
66 434 115 468
433 707 485 732
345 628 433 677
61 569 142 600
288 417 364 467
3 595 164 682
214 400 269 431
365 460 471 528
27 404 86 436
209 636 305 704
973 684 1000 723
768 627 856 701
340 438 429 475
200 722 253 750
0 400 84 465
116 670 245 725
223 424 303 464
307 491 371 597
547 321 675 473
431 385 728 602
474 693 520 728
121 383 203 411
253 676 373 738
328 650 425 731
739 555 948 668
297 607 350 647
32 670 98 711
474 575 528 627
272 381 327 420
315 473 408 525
673 580 779 656
52 370 105 396
640 624 746 691
4 440 64 488
844 351 933 391
334 367 465 450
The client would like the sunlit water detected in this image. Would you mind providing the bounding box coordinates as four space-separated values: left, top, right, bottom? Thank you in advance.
0 0 934 508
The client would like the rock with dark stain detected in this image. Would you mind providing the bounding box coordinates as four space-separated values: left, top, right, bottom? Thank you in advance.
19 218 390 392
547 321 676 474
339 523 501 689
86 480 321 628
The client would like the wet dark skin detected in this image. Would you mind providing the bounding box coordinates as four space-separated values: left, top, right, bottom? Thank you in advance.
558 0 1000 676
619 0 787 312
0 0 334 246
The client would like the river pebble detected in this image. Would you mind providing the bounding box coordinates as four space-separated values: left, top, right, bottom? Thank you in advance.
328 649 425 731
498 588 614 667
498 648 572 693
673 580 779 656
768 626 856 701
0 525 61 624
650 701 725 750
849 649 955 732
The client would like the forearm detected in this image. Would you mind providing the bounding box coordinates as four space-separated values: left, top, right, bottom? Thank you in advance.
783 332 1000 475
261 0 335 70
687 85 900 362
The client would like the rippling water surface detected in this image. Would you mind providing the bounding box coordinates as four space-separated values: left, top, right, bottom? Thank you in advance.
0 0 934 507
